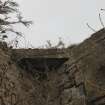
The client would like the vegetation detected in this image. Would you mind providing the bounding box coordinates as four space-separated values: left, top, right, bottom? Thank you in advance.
0 0 32 47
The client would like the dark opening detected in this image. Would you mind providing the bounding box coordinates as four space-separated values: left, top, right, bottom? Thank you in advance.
18 57 69 72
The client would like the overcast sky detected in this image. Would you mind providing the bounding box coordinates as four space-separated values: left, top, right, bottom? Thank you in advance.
15 0 105 48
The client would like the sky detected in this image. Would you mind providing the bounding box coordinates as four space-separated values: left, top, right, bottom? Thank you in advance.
15 0 105 48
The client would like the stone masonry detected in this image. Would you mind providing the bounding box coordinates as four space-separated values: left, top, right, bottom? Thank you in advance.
0 29 105 105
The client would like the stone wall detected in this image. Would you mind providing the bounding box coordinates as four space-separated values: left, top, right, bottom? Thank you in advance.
68 29 105 105
0 29 105 105
0 47 71 105
0 44 86 105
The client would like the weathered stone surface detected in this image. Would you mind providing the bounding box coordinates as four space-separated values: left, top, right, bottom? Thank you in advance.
0 29 105 105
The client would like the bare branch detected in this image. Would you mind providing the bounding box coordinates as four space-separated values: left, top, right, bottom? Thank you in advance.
0 0 32 48
2 28 23 36
86 23 96 32
99 13 105 28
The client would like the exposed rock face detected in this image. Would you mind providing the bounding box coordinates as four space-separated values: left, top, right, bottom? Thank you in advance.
0 29 105 105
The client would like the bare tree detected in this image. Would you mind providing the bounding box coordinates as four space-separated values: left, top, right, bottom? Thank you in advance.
0 0 32 47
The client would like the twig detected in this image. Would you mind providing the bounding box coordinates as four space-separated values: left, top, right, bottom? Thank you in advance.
99 13 105 28
86 23 96 32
